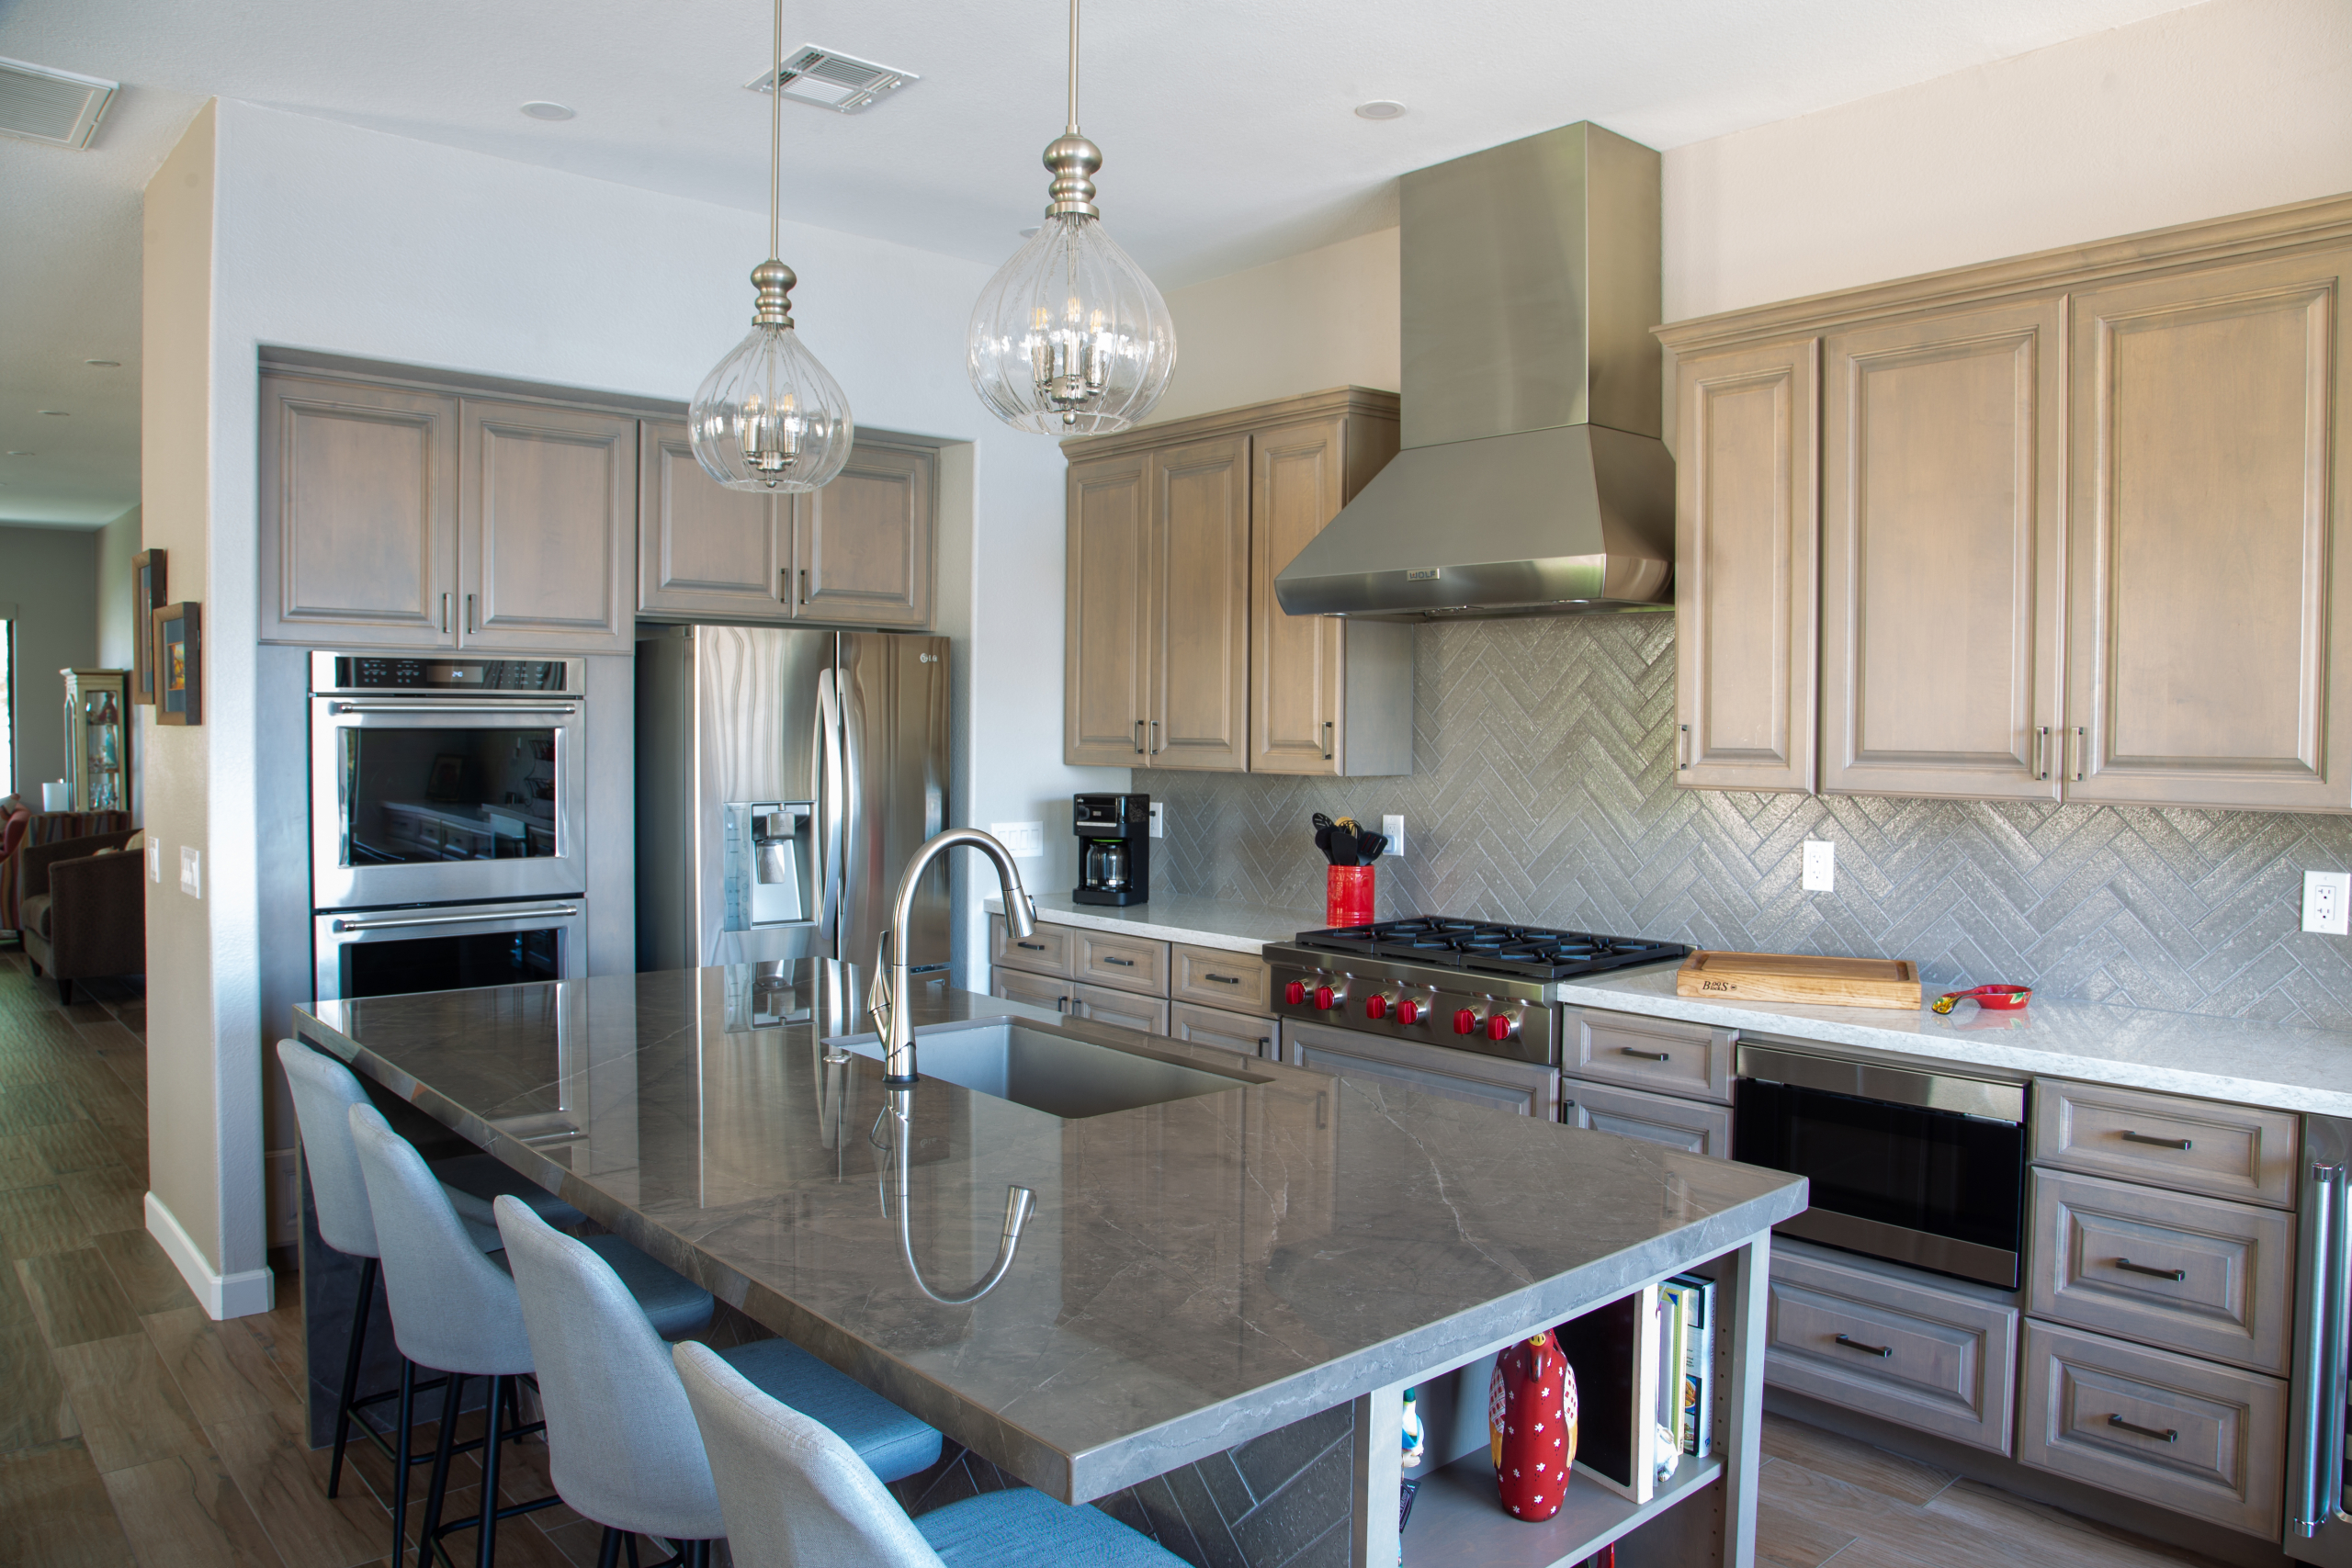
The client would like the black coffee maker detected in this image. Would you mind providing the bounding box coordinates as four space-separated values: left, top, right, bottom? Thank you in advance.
1073 793 1150 906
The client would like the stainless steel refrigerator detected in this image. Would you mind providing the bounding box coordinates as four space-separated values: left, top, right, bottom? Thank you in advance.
636 624 950 975
2292 1113 2352 1561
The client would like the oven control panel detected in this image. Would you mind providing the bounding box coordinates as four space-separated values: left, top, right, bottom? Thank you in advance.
1268 960 1555 1066
315 653 572 693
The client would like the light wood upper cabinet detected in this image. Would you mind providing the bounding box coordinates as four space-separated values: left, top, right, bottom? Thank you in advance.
637 419 786 620
2064 246 2352 810
1065 449 1154 767
1672 338 1818 793
793 442 935 628
1148 434 1250 770
1820 299 2064 800
458 400 635 653
259 374 459 647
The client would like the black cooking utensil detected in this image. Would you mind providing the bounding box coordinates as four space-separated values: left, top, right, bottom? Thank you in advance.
1330 828 1360 866
1358 832 1388 863
1314 825 1336 863
1312 812 1337 834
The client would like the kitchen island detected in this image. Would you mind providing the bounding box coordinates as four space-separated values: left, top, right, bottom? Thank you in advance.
292 963 1805 1566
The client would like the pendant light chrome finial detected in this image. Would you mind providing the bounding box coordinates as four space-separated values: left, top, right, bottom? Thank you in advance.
966 0 1175 435
692 0 854 492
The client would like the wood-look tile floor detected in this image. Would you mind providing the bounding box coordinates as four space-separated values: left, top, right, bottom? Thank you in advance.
0 945 2236 1567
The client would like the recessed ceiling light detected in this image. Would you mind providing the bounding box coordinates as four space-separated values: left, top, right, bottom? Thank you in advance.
37 409 67 416
84 358 120 367
520 101 576 121
1354 100 1407 121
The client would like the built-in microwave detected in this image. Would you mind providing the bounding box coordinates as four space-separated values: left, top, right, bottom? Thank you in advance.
312 897 586 1004
1732 1042 2030 1291
308 652 586 910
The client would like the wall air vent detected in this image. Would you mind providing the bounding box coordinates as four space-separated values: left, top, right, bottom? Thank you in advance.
744 46 918 114
0 56 118 148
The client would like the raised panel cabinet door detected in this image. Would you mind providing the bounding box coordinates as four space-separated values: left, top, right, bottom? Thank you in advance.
1065 450 1153 766
2065 247 2352 810
1148 434 1251 770
1674 338 1820 793
1250 417 1346 774
459 399 634 652
795 441 934 627
258 375 458 646
1821 300 2065 800
636 420 786 618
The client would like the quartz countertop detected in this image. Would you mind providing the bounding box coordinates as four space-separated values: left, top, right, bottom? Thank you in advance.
1558 964 2352 1116
986 891 1316 953
296 964 1803 1502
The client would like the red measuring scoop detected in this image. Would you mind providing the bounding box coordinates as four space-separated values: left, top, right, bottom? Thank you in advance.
1932 984 2032 1015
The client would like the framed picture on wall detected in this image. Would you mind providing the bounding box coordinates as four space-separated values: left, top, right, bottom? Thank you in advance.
153 602 201 727
130 549 166 705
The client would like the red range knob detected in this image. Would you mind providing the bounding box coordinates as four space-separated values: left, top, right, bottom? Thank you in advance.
1453 1009 1477 1036
1284 980 1306 1006
1365 996 1388 1021
1486 1012 1515 1042
1397 999 1423 1026
1314 986 1337 1011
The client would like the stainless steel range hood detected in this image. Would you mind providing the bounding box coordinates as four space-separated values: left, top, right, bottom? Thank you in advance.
1275 122 1674 620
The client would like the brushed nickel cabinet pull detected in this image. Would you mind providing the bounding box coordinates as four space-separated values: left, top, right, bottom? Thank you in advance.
2107 1414 2178 1443
1015 941 1047 952
1134 719 1146 755
2034 725 2050 780
439 592 450 634
1679 723 1692 770
799 569 810 604
2120 1130 2193 1150
1151 719 1162 755
1102 955 1136 967
1055 995 1068 1012
1620 1046 1672 1061
2116 1258 2188 1282
1834 1334 1894 1359
466 593 477 634
2072 725 2086 783
1206 973 1242 985
1322 719 1334 761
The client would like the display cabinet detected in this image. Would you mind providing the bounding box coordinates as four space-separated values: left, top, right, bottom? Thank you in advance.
62 668 130 812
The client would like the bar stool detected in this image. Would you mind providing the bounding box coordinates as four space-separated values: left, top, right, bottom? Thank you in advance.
673 1341 1181 1567
276 1039 583 1552
349 1102 715 1568
495 1196 944 1567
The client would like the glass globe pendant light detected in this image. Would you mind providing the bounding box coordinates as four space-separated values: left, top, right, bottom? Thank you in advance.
967 0 1175 434
691 0 854 491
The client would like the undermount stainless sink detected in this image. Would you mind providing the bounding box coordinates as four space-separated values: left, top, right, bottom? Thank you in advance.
830 1017 1269 1119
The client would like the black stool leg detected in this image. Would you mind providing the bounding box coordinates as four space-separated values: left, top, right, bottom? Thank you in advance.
475 1372 506 1568
417 1371 465 1568
326 1256 377 1498
594 1529 622 1568
390 1357 418 1558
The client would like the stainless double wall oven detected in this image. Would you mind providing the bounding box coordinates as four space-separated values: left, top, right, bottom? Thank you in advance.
309 651 590 1002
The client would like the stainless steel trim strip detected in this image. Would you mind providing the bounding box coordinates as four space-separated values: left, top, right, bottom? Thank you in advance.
325 700 582 715
330 904 582 932
1736 1042 2026 1122
1773 1207 2019 1291
2311 1161 2352 1532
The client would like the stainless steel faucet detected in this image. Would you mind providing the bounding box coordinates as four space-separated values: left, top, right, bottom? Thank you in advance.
868 827 1035 1083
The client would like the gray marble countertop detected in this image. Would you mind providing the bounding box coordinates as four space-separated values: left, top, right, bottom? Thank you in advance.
986 891 1315 953
296 964 1802 1503
1559 964 2352 1115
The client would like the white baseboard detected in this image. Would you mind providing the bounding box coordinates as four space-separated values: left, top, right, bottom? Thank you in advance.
146 1190 276 1320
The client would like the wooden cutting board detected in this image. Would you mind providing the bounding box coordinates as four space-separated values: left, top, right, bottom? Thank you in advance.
1676 950 1922 1010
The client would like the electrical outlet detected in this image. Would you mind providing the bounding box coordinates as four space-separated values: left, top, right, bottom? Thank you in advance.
988 821 1045 859
179 845 201 898
1802 840 1835 893
147 838 161 883
1148 803 1164 839
2306 870 2350 935
1383 814 1405 858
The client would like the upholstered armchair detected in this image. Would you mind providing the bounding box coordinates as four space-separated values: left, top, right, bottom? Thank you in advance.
20 829 144 1004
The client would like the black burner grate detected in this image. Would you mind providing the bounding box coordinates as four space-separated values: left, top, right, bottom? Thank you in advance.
1292 917 1688 981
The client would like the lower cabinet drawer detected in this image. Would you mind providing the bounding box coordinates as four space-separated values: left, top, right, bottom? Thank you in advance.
1283 1018 1555 1119
2018 1319 2287 1540
2030 1168 2294 1374
1765 1241 2018 1454
989 914 1076 978
1169 1001 1276 1059
1075 931 1170 997
1560 1077 1732 1159
1170 943 1272 1014
990 969 1075 1016
1072 982 1168 1036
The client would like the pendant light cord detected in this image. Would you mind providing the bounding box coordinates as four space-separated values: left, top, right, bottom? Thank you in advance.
769 0 783 260
1066 0 1080 134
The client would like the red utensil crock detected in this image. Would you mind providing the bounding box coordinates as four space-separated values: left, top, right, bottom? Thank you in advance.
1328 865 1374 928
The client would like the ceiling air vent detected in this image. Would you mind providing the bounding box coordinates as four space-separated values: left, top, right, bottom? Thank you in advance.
0 56 118 148
744 46 918 114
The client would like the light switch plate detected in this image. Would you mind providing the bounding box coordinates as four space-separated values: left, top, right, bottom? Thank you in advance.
179 844 201 898
1383 814 1405 858
988 821 1045 860
147 838 161 883
1802 840 1835 893
2305 870 2349 934
1149 803 1164 839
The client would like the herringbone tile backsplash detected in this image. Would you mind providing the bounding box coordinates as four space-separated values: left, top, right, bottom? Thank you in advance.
1151 616 2352 1029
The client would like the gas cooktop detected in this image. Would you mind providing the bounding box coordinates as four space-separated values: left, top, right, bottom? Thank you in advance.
1289 918 1688 983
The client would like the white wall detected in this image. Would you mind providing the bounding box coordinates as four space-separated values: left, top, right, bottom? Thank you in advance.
94 506 142 670
144 99 1119 1307
0 525 97 796
1150 227 1401 423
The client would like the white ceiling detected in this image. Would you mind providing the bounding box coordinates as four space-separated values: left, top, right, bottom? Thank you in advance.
0 0 2207 527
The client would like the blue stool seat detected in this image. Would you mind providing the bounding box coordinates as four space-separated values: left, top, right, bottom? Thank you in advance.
718 1337 942 1483
438 1152 586 1230
917 1488 1182 1566
580 1235 714 1339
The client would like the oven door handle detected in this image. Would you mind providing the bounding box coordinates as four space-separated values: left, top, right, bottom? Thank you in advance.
2294 1159 2351 1537
325 700 581 716
331 905 582 932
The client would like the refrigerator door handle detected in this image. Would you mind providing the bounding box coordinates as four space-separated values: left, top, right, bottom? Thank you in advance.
2294 1159 2350 1537
815 666 846 942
